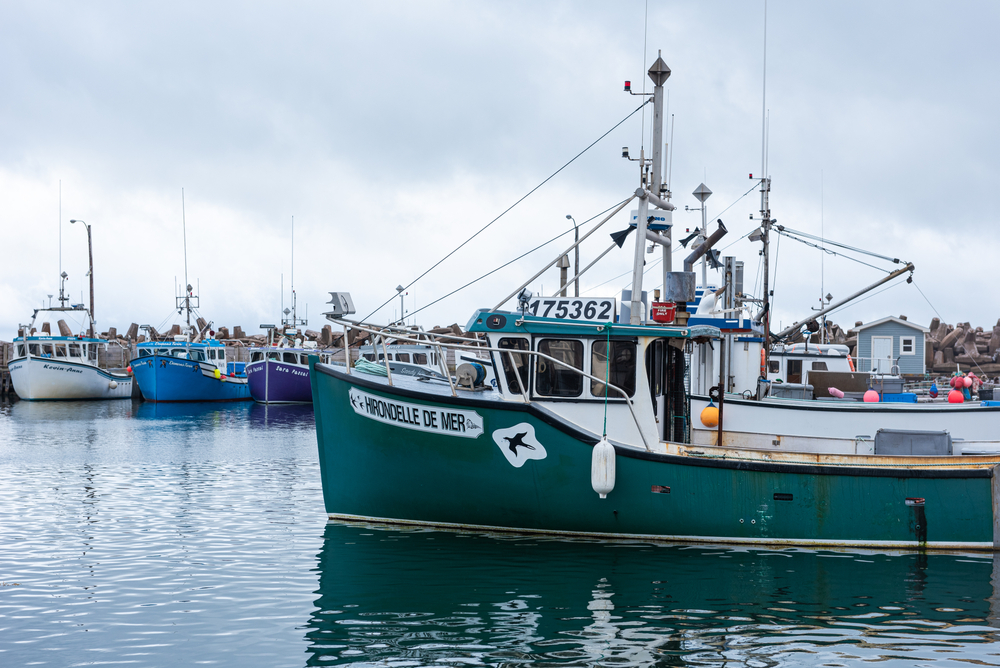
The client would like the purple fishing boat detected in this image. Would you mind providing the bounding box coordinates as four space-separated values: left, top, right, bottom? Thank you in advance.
247 347 336 404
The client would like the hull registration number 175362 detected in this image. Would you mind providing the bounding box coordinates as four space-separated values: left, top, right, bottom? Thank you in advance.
526 298 616 322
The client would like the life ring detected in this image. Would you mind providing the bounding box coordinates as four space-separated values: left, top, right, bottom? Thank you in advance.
760 348 767 378
847 355 856 372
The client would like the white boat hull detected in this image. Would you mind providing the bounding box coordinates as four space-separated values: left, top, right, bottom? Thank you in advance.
8 357 132 400
691 394 1000 454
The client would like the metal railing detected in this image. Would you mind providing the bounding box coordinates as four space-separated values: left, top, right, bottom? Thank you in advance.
326 317 651 451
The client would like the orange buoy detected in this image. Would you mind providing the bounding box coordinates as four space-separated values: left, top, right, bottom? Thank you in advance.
700 404 719 428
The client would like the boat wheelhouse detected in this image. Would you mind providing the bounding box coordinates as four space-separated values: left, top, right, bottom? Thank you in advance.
9 306 132 401
247 345 337 404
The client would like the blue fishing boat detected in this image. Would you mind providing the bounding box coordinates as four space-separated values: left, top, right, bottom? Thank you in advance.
131 339 249 402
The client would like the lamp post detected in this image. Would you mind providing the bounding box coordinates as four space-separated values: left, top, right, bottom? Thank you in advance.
70 219 94 338
565 215 579 297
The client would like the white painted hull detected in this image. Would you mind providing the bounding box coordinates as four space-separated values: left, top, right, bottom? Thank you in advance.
8 357 132 400
691 394 1000 454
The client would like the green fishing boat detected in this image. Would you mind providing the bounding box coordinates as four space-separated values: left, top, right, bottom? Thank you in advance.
310 52 1000 551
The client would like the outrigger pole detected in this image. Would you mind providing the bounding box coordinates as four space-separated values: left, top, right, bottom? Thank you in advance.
774 262 915 340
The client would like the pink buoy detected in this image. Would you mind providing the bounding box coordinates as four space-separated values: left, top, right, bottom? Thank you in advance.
949 376 958 388
863 389 880 403
828 387 845 399
948 389 965 403
964 376 973 388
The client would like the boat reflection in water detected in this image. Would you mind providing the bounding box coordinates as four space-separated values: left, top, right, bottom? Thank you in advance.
307 523 1000 665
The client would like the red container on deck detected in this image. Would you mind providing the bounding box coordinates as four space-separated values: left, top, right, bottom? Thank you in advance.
650 302 677 323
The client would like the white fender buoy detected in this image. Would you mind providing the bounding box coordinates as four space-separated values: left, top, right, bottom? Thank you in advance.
109 380 118 389
591 437 616 499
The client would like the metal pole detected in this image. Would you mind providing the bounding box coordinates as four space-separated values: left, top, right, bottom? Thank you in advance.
630 187 649 325
573 221 579 297
717 336 725 447
87 224 94 339
760 177 772 375
700 205 708 287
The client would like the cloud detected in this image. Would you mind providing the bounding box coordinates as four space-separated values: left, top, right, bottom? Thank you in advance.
1 1 998 341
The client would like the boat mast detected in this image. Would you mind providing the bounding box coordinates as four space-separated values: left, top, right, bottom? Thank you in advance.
630 52 671 325
282 215 307 333
182 188 191 328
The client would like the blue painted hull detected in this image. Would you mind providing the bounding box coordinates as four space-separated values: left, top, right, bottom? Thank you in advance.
131 355 251 403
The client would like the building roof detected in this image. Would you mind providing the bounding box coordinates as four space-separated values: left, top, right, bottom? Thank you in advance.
855 316 930 334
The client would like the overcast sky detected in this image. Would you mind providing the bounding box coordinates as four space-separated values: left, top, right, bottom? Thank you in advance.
2 1 997 340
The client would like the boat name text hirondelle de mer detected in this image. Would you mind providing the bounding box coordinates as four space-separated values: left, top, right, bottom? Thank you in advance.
348 388 484 438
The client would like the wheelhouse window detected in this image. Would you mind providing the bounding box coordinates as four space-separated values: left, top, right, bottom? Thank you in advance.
68 343 82 358
171 348 189 359
768 360 779 374
413 352 428 365
54 344 68 358
16 344 25 357
591 340 637 398
900 336 915 355
267 352 280 361
88 344 97 362
396 353 411 363
811 361 828 371
535 339 584 398
155 348 170 357
42 344 54 357
497 338 529 394
787 359 803 384
139 348 152 357
250 352 263 362
283 352 298 364
189 349 206 362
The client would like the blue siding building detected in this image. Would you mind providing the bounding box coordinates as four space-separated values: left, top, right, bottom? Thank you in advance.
854 316 929 375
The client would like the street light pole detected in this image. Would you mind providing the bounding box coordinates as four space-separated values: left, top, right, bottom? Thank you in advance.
70 219 94 338
566 215 579 297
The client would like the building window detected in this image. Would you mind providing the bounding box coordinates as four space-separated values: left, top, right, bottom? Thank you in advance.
900 336 916 355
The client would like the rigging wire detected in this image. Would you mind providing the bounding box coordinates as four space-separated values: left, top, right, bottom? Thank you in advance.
775 225 904 265
911 279 943 320
405 200 629 321
360 100 653 322
773 231 888 273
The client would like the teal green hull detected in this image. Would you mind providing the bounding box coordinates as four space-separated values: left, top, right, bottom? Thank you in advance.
311 362 998 550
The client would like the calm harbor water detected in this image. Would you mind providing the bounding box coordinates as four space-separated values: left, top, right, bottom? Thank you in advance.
1 400 1000 666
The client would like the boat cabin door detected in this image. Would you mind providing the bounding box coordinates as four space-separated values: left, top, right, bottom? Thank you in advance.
646 338 691 443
